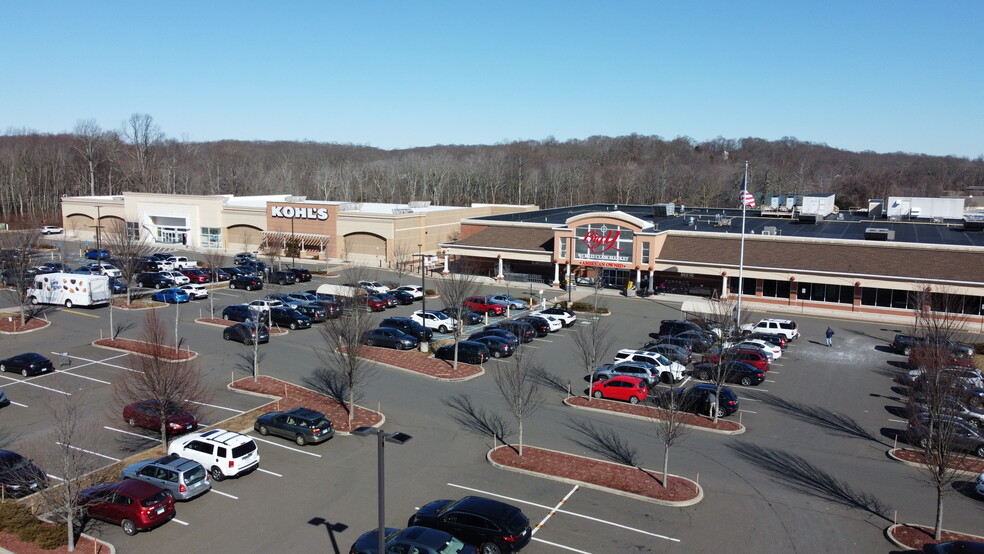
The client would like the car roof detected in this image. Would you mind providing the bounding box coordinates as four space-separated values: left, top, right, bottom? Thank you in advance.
448 496 522 521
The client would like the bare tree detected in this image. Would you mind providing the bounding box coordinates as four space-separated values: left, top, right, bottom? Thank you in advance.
0 228 45 325
570 316 615 399
689 297 746 424
199 249 228 317
100 218 152 305
493 350 545 455
433 267 480 369
233 308 269 381
649 388 691 488
72 119 106 196
392 241 417 282
304 307 378 428
111 311 211 449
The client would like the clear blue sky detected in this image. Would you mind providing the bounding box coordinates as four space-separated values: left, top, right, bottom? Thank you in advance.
3 1 982 159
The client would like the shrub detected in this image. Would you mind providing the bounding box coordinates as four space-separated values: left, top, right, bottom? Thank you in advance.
425 289 436 296
28 523 68 550
0 501 36 533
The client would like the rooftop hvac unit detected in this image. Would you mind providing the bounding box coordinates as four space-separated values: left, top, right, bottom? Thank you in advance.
391 208 414 215
864 227 895 241
286 195 307 202
761 226 778 236
652 203 675 217
408 201 431 209
339 203 363 212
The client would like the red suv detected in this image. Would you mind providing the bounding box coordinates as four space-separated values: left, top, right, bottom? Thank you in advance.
463 297 505 316
78 480 175 536
180 268 211 283
703 348 770 371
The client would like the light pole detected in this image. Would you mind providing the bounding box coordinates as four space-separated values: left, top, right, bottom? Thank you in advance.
95 205 103 254
414 246 428 351
351 426 412 554
290 216 295 269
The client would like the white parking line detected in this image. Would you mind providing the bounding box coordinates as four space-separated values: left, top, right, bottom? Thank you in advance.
0 375 71 396
9 400 28 408
62 372 111 385
533 338 553 343
56 352 139 373
533 485 579 535
56 442 120 462
185 400 244 413
209 489 239 500
212 291 238 297
104 426 162 442
171 518 189 526
447 483 680 543
738 409 757 414
257 468 282 477
888 418 907 424
47 474 63 481
250 436 322 457
737 396 763 403
531 537 592 553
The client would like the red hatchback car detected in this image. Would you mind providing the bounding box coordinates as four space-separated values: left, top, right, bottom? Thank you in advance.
123 400 198 435
463 296 505 316
591 375 649 404
180 268 210 283
78 479 175 536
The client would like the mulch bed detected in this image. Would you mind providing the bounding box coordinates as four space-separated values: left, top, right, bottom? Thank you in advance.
890 448 984 474
888 523 984 550
0 532 108 554
91 338 197 361
0 315 50 333
566 396 744 432
229 375 383 432
196 318 289 334
489 445 699 502
110 298 159 309
357 346 483 380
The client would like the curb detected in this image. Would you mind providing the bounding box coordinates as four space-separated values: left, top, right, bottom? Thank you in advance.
0 319 50 335
367 357 485 382
884 522 984 551
887 448 984 477
193 318 290 336
90 340 200 362
225 381 386 435
884 524 918 551
486 445 704 507
562 398 746 435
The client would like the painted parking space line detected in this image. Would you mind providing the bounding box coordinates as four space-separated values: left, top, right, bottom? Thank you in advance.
0 375 72 396
57 353 141 373
212 291 238 297
60 309 100 318
257 468 282 477
62 372 111 385
9 400 29 408
186 400 245 413
447 483 680 543
888 418 907 424
533 338 553 343
47 474 63 481
738 409 757 414
104 426 162 442
764 379 777 383
533 485 579 535
737 396 763 402
209 489 239 500
171 518 189 526
531 537 592 553
250 436 322 457
56 442 121 462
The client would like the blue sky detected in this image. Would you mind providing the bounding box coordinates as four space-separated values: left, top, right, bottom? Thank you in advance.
3 1 982 158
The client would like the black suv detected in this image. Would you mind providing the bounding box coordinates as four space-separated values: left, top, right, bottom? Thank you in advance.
135 272 175 289
515 316 549 337
0 450 48 498
221 304 265 323
229 275 264 291
435 341 490 365
254 407 334 446
268 306 311 330
659 383 739 417
284 265 312 282
270 270 297 285
485 321 535 343
380 317 434 342
294 303 327 323
408 496 532 553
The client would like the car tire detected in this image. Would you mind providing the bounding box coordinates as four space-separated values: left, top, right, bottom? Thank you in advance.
64 299 73 308
22 369 28 377
258 425 269 436
629 396 640 404
245 285 253 291
919 437 929 448
972 396 984 409
480 543 501 554
210 466 225 481
295 434 307 446
223 331 231 340
696 369 710 380
230 282 236 289
438 325 449 334
593 390 603 399
289 322 297 330
223 314 230 320
128 417 137 428
976 444 984 459
366 339 374 347
492 350 502 358
121 519 138 536
903 346 913 356
662 373 673 384
740 376 753 387
30 297 38 305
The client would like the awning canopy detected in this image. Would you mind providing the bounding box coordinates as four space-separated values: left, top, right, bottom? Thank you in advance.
261 231 330 248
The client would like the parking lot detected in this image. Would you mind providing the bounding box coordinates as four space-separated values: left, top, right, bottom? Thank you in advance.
3 264 984 552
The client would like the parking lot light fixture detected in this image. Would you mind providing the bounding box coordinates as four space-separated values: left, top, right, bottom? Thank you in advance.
352 426 412 554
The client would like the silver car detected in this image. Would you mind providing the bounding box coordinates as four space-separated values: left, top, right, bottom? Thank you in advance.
121 454 210 501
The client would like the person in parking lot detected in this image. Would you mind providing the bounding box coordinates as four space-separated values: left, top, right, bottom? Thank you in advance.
825 326 835 347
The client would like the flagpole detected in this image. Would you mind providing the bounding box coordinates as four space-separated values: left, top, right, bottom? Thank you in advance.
736 161 749 336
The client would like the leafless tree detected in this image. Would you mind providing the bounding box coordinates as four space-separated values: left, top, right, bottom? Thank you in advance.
433 267 480 369
199 249 228 316
111 311 211 449
649 389 691 488
907 286 977 540
261 244 280 274
392 241 417 282
234 308 269 381
688 297 745 424
0 228 45 325
101 218 152 305
304 307 378 428
72 119 107 196
493 350 545 455
570 316 615 399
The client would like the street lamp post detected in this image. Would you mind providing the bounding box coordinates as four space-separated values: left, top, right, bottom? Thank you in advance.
351 426 412 554
290 217 295 269
414 246 428 351
95 205 103 254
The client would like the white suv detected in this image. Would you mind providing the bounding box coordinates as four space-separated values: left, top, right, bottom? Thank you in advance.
740 319 799 340
411 310 458 334
613 349 686 383
167 429 260 481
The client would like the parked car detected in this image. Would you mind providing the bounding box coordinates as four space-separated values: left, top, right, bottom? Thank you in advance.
249 299 286 315
746 332 787 350
523 313 562 332
83 262 122 278
40 225 63 234
123 400 198 435
702 348 771 372
84 248 111 260
77 479 175 536
639 342 693 366
488 294 529 310
647 335 696 353
121 454 211 501
108 277 129 294
376 291 399 308
283 265 312 282
203 266 231 281
40 261 72 273
380 317 434 342
469 329 520 348
396 285 424 299
741 318 799 340
0 450 48 498
612 349 687 383
151 288 191 304
180 268 211 283
233 252 257 265
238 260 269 276
412 310 458 333
254 407 334 446
267 306 310 330
515 316 549 337
270 270 297 285
657 383 740 417
149 252 175 262
391 289 416 305
0 389 8 408
692 361 766 387
441 307 483 326
469 335 514 358
530 307 576 327
591 375 649 404
363 328 419 350
658 319 712 339
177 284 208 300
262 293 302 309
407 496 532 554
908 413 984 457
463 296 505 316
221 304 259 323
363 295 388 312
434 342 490 365
350 526 476 554
221 266 247 278
485 321 535 343
912 377 984 409
135 272 175 289
910 394 984 428
734 338 782 359
294 303 328 323
358 280 390 294
167 429 260 481
157 270 189 285
908 346 978 371
223 321 270 345
1 353 54 377
593 361 662 388
229 274 264 291
669 330 714 352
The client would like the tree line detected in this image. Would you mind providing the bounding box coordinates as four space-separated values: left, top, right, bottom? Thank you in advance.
2 113 983 221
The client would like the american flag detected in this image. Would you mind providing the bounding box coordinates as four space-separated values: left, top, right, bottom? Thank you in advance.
739 171 755 208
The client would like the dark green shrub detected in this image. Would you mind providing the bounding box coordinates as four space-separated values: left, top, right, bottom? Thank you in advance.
425 289 436 296
31 523 68 550
0 501 35 533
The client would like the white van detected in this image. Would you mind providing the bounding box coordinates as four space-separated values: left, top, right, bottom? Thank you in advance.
29 273 111 308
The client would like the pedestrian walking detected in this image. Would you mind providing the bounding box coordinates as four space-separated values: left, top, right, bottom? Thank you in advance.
825 326 835 347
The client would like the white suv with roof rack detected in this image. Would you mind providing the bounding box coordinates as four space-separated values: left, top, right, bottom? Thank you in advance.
167 429 259 481
613 349 687 383
740 318 799 340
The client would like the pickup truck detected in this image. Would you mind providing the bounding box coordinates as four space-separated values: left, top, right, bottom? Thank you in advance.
891 334 975 358
166 256 198 269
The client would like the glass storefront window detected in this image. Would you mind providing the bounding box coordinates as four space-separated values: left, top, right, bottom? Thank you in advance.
200 227 222 248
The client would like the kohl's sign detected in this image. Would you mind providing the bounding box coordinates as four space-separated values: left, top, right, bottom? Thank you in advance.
573 223 633 264
271 205 329 221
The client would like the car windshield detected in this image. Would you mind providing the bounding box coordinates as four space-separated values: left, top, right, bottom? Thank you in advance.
438 537 471 554
185 465 207 485
0 454 29 471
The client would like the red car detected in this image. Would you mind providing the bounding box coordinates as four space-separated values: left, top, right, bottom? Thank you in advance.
909 346 978 371
702 348 770 371
123 400 198 435
591 375 649 404
77 479 175 536
463 296 505 316
360 295 387 312
180 268 211 283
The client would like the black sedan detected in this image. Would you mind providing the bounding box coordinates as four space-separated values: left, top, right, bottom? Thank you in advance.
350 526 476 554
1 353 55 377
362 328 419 350
0 450 49 498
469 336 514 358
268 307 311 330
691 361 765 387
223 322 270 345
469 329 519 348
515 316 549 337
391 290 416 305
284 265 312 282
408 496 532 554
135 272 175 289
441 307 483 326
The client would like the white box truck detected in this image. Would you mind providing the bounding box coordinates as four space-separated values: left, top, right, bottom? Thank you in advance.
29 273 111 308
